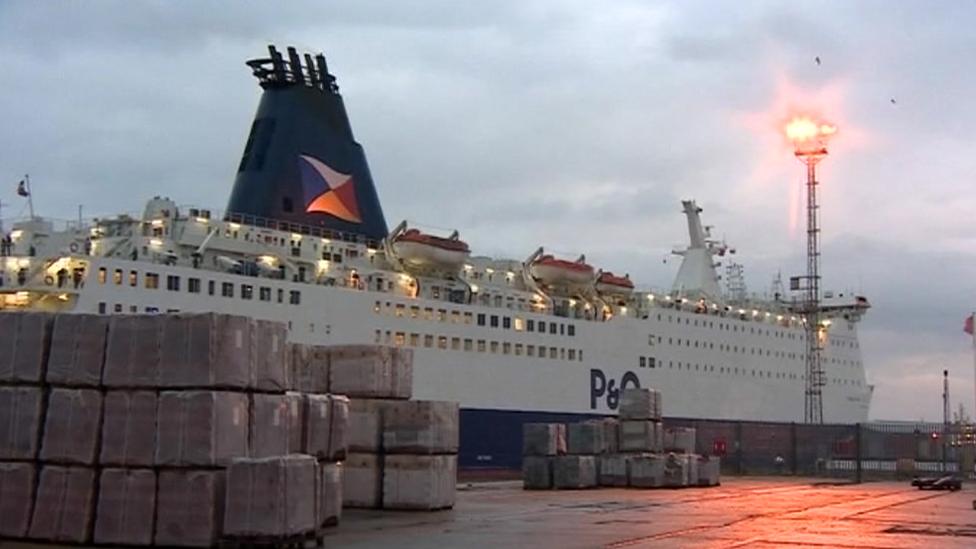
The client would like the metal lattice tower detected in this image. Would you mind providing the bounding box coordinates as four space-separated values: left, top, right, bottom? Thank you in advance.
725 262 747 303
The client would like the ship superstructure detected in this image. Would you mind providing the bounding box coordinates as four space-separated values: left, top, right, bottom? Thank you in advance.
0 46 873 467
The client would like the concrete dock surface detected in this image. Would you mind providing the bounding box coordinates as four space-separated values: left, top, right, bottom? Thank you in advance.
328 477 976 548
2 477 974 548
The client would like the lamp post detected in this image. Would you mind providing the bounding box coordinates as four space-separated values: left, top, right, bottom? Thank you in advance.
786 116 836 424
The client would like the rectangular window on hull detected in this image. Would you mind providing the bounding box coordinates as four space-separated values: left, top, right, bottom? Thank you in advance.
289 290 301 305
188 278 201 293
97 268 107 284
259 287 271 301
222 282 233 297
241 284 253 300
477 314 486 326
145 273 159 289
129 271 138 287
113 269 122 285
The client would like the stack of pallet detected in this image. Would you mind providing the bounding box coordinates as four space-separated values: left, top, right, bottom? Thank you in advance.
521 388 720 490
0 312 350 547
291 344 459 511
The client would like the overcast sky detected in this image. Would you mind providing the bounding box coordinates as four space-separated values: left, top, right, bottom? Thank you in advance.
1 1 974 421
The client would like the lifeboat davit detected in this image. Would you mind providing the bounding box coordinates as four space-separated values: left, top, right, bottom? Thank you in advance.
596 271 634 296
530 254 595 287
392 228 470 271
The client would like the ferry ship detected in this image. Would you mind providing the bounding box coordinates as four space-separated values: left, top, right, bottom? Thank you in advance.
0 46 872 467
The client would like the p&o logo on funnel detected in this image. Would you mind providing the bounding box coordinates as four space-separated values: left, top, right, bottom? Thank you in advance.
298 154 362 223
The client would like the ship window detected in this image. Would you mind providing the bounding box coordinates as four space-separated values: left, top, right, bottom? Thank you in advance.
560 348 565 360
527 319 535 331
395 304 405 318
538 345 546 357
578 350 583 362
241 285 253 300
490 341 499 353
549 323 557 335
188 278 201 293
145 273 159 289
549 347 557 359
494 295 503 307
640 356 646 368
538 321 546 333
477 339 486 352
503 317 511 329
289 290 301 305
490 315 498 328
113 269 122 285
394 332 405 346
166 275 180 291
222 282 234 297
432 286 441 300
515 343 523 356
383 330 391 344
438 309 447 322
503 342 511 355
527 345 535 357
476 313 486 326
451 337 460 350
568 349 576 361
424 334 434 348
568 325 575 337
409 333 419 346
98 302 106 314
97 268 107 284
451 311 461 324
464 338 473 351
277 288 284 303
333 253 342 263
560 324 565 335
649 357 656 368
259 287 271 301
208 280 215 295
130 270 138 287
129 305 137 313
514 317 524 331
113 303 122 313
411 306 420 319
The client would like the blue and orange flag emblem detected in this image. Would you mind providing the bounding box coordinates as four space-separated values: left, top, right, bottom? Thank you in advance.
298 154 362 223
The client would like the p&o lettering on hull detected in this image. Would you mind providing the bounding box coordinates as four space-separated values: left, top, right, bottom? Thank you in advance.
589 369 640 411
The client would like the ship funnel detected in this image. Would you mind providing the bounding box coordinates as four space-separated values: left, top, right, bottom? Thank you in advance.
226 45 388 240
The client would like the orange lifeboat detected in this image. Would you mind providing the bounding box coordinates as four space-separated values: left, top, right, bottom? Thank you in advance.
530 254 595 287
392 228 470 271
596 271 634 297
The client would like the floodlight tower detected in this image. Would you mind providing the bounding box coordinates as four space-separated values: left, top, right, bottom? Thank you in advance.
786 116 837 424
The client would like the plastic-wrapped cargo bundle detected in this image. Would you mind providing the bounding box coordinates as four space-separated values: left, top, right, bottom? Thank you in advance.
249 392 303 458
319 463 342 527
619 388 662 420
348 399 389 453
663 426 696 454
329 345 412 399
567 420 606 455
252 319 288 391
522 456 553 490
598 454 630 487
93 468 156 546
698 456 721 486
46 314 109 387
40 388 103 465
342 453 382 509
288 343 330 393
28 465 96 543
158 314 251 389
155 391 249 467
100 391 157 466
383 455 457 510
663 452 690 487
0 311 53 383
553 455 597 489
630 454 665 488
0 462 35 537
0 385 43 460
223 455 318 539
303 394 349 461
155 469 225 547
522 423 567 456
619 420 662 453
602 418 620 454
103 315 163 387
686 454 699 486
383 400 459 454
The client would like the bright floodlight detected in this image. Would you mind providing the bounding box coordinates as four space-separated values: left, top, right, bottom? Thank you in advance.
785 116 836 159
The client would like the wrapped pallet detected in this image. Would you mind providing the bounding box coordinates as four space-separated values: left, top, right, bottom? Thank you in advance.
567 420 606 455
103 315 163 387
522 423 567 456
100 391 157 466
619 388 662 420
686 454 699 486
698 456 721 486
348 399 389 452
253 319 288 391
155 469 225 547
629 454 665 488
602 418 620 454
158 314 251 389
46 314 109 387
0 311 53 383
155 391 249 467
0 462 36 537
521 456 553 490
250 392 303 458
40 388 103 465
383 400 459 454
0 385 43 460
383 455 457 510
224 455 318 539
619 420 662 453
663 452 689 487
319 463 342 527
553 455 597 489
343 453 382 509
329 345 412 399
93 468 156 546
288 343 330 393
598 454 630 487
28 465 96 543
663 427 696 454
303 394 349 461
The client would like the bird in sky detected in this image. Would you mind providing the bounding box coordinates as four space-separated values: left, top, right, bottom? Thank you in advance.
815 56 821 65
890 98 897 105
